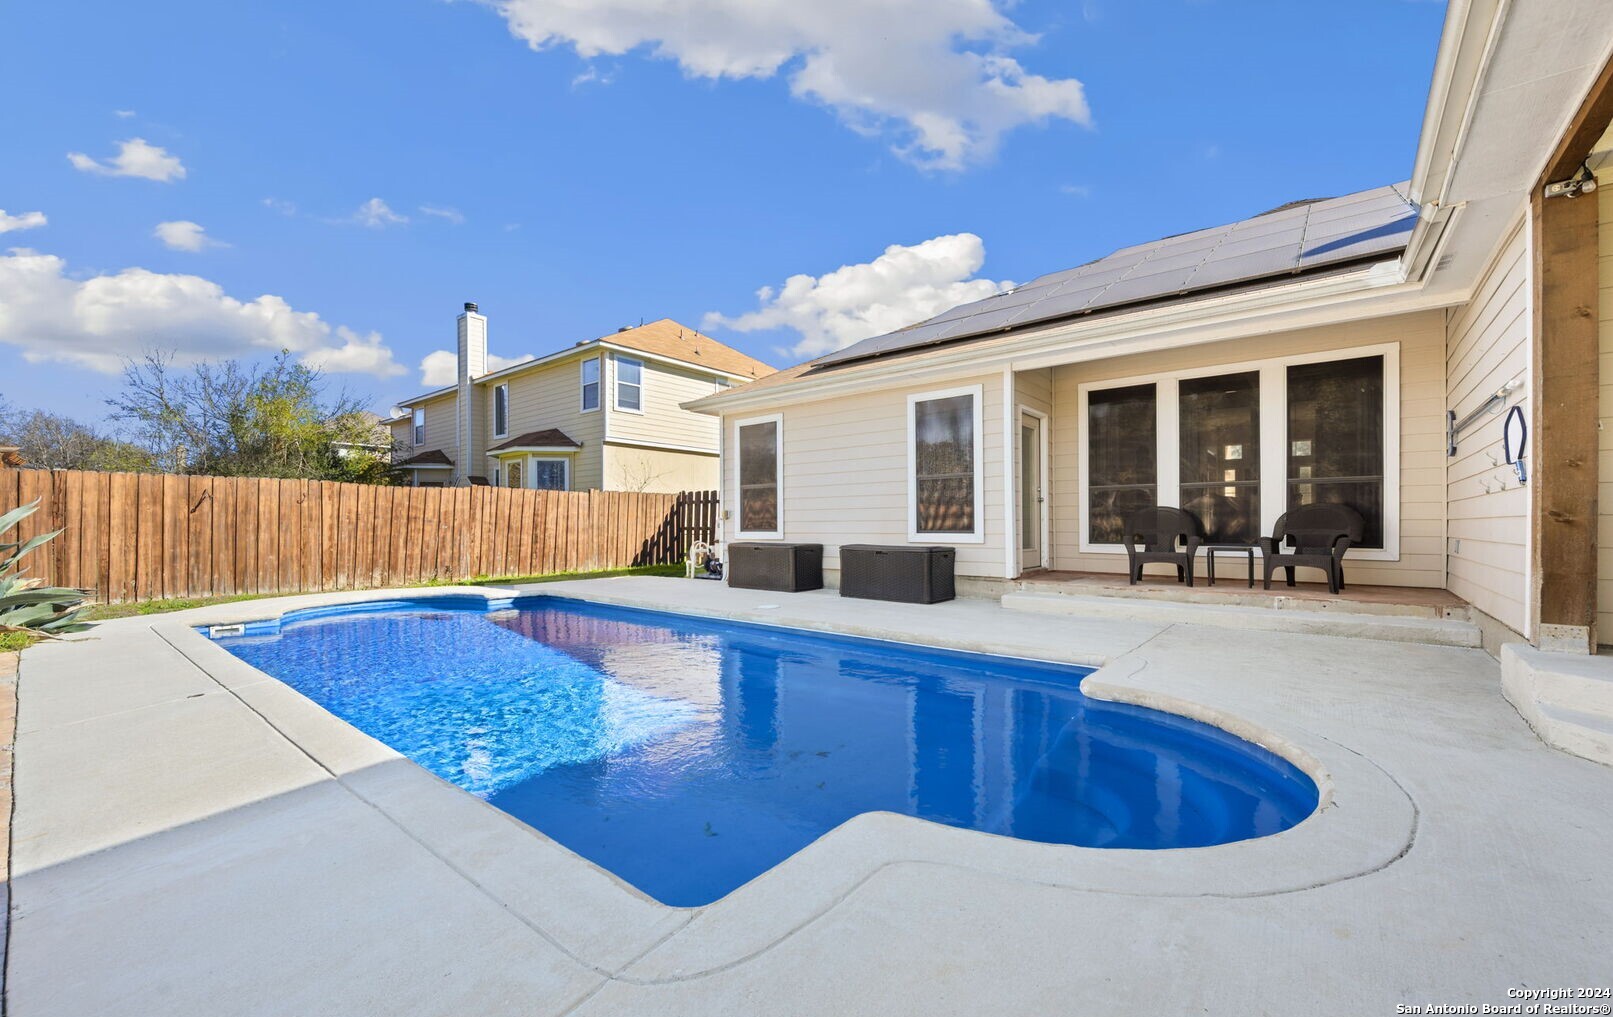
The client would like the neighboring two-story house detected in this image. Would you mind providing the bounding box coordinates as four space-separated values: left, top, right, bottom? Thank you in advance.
387 305 773 492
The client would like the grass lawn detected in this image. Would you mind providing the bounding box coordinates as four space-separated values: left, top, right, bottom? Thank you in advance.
82 562 687 621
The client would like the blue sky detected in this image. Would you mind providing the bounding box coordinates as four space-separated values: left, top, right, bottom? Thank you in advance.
2 0 1446 423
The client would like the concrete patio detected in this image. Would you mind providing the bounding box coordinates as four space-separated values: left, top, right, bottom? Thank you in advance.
6 576 1611 1015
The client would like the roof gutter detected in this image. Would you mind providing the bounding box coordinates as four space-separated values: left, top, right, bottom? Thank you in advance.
1402 0 1508 276
688 258 1432 414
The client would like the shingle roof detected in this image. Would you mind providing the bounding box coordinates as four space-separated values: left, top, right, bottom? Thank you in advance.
815 182 1419 368
600 319 774 380
488 429 581 452
392 449 454 468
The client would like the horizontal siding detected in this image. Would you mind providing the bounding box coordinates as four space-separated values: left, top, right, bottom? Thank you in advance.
607 354 723 451
493 353 605 457
723 372 1008 578
603 444 718 493
1446 218 1530 634
1049 310 1449 588
417 394 458 460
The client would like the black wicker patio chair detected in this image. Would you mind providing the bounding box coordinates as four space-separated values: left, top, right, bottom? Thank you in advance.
1258 504 1365 594
1122 506 1204 587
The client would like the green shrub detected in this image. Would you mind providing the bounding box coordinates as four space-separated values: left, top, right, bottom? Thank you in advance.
0 500 92 639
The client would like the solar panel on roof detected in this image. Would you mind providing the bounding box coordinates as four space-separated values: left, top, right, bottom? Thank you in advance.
814 182 1418 368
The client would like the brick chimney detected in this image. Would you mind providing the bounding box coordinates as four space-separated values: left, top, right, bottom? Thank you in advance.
456 302 487 484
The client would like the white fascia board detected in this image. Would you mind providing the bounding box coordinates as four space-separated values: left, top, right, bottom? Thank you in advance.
394 385 457 408
1408 0 1508 207
689 261 1446 415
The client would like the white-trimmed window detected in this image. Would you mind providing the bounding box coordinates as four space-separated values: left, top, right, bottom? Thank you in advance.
908 385 985 543
615 356 643 412
1078 345 1399 558
580 357 601 412
531 457 568 491
493 384 509 438
412 407 425 446
735 414 783 538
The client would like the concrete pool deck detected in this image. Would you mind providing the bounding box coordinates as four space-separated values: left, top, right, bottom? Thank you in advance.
7 577 1611 1014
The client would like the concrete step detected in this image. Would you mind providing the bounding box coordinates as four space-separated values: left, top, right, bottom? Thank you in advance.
1011 578 1467 621
1000 591 1484 648
1501 645 1613 767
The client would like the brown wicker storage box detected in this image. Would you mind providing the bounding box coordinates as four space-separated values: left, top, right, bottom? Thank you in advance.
727 543 824 592
838 545 955 603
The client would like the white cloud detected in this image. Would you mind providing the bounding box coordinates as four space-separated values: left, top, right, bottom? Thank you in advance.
704 232 1013 358
570 65 615 88
262 197 298 216
153 220 226 252
418 204 466 224
114 109 136 118
67 137 186 182
0 247 405 378
351 197 408 228
0 210 47 234
418 350 536 387
490 0 1091 169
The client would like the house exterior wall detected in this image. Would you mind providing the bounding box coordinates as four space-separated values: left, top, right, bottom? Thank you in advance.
720 371 1008 580
413 394 459 461
1445 217 1531 638
487 352 607 473
463 386 488 483
605 353 724 452
603 444 719 493
1047 310 1448 588
480 349 727 491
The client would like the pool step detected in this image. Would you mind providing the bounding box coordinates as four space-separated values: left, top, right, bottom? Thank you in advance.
1501 644 1613 767
1000 591 1483 648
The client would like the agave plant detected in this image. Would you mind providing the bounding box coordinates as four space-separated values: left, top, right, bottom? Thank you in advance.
0 499 92 638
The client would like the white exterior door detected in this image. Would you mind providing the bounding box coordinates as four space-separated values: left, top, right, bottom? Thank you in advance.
1019 411 1046 569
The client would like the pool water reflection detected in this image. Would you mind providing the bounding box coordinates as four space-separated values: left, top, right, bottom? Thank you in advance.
214 596 1318 906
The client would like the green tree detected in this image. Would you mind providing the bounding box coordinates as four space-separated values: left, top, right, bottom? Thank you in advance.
107 350 398 483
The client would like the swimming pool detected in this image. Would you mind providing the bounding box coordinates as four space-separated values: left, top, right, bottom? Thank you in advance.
211 596 1318 906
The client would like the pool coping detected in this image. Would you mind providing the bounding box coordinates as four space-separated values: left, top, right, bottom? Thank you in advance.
148 583 1417 982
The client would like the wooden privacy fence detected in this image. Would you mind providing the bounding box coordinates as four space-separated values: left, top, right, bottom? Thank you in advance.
0 469 719 604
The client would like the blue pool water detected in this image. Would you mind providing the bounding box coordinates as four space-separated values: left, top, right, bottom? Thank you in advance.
212 596 1318 906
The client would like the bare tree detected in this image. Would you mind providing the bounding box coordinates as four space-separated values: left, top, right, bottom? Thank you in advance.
0 402 154 472
614 452 676 493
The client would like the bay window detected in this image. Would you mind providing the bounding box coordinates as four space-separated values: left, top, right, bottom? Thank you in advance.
531 459 568 491
909 386 983 541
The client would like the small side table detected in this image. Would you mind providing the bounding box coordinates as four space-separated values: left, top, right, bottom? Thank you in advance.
1203 543 1255 588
